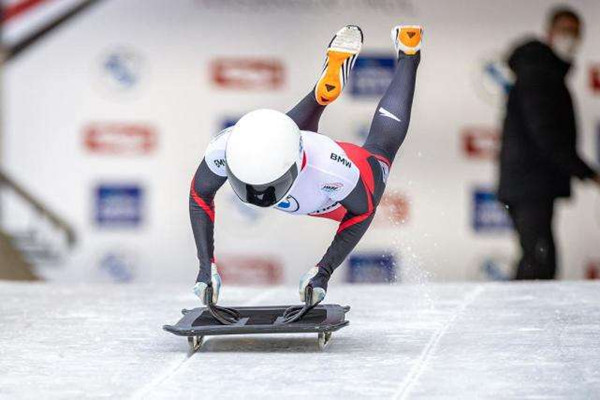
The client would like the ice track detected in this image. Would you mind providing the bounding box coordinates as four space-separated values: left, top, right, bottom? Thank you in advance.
1 282 599 399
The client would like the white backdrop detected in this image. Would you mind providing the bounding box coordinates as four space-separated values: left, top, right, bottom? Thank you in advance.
3 0 600 284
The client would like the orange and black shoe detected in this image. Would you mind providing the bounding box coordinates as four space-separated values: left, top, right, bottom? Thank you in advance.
391 25 423 58
314 25 363 106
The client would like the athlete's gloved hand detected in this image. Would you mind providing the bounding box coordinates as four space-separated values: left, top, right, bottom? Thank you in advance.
299 266 330 306
193 263 221 305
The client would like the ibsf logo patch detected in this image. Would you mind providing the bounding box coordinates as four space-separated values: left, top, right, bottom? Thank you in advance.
95 184 143 227
472 188 512 232
321 182 343 193
84 123 157 155
461 126 500 160
211 58 284 90
590 65 600 94
349 55 395 97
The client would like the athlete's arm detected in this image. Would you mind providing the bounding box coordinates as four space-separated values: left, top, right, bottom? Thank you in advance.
310 180 376 291
189 129 230 287
190 160 226 283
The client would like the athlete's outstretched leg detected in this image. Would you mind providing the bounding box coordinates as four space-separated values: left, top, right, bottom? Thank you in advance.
286 92 327 133
286 25 363 132
363 26 422 163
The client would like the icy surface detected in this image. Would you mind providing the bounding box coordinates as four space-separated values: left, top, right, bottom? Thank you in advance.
0 282 599 399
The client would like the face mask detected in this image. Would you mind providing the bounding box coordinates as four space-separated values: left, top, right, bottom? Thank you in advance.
551 34 580 62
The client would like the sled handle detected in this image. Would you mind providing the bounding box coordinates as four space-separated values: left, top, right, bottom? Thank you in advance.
281 286 320 324
205 286 241 325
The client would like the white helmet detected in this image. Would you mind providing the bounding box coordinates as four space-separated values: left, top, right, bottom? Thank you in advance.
226 109 303 207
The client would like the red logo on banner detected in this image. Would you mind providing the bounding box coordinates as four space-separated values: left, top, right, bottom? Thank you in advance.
84 123 157 154
585 260 600 280
211 58 284 90
374 192 410 226
217 256 283 284
462 126 500 159
590 65 600 94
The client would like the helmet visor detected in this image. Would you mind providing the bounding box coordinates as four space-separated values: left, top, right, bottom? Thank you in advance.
227 163 298 207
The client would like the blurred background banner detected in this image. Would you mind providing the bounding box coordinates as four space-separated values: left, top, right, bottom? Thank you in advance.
1 0 599 284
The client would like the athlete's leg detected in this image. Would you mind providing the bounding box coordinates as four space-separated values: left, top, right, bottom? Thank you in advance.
286 92 326 132
286 25 363 132
363 26 422 163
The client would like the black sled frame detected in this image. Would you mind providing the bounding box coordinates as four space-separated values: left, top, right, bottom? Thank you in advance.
163 287 350 351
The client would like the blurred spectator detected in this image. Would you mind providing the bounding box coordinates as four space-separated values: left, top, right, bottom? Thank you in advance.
498 6 600 280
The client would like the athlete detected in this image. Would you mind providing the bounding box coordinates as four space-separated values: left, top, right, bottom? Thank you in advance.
190 24 422 306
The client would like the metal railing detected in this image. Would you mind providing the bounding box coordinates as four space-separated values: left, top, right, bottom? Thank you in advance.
0 170 76 280
0 170 76 247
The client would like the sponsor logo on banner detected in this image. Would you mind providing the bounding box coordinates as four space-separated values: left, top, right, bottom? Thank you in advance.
597 124 600 164
347 252 397 283
374 192 410 226
462 126 500 159
217 256 283 284
221 117 241 131
84 123 157 155
585 260 600 280
95 47 146 96
95 184 144 227
472 188 512 232
473 54 514 108
590 65 600 94
349 54 395 98
354 124 370 143
479 256 512 281
195 0 415 13
97 250 137 282
596 190 600 230
211 58 284 90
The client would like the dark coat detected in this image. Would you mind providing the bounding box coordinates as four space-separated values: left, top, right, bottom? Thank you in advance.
497 39 595 203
